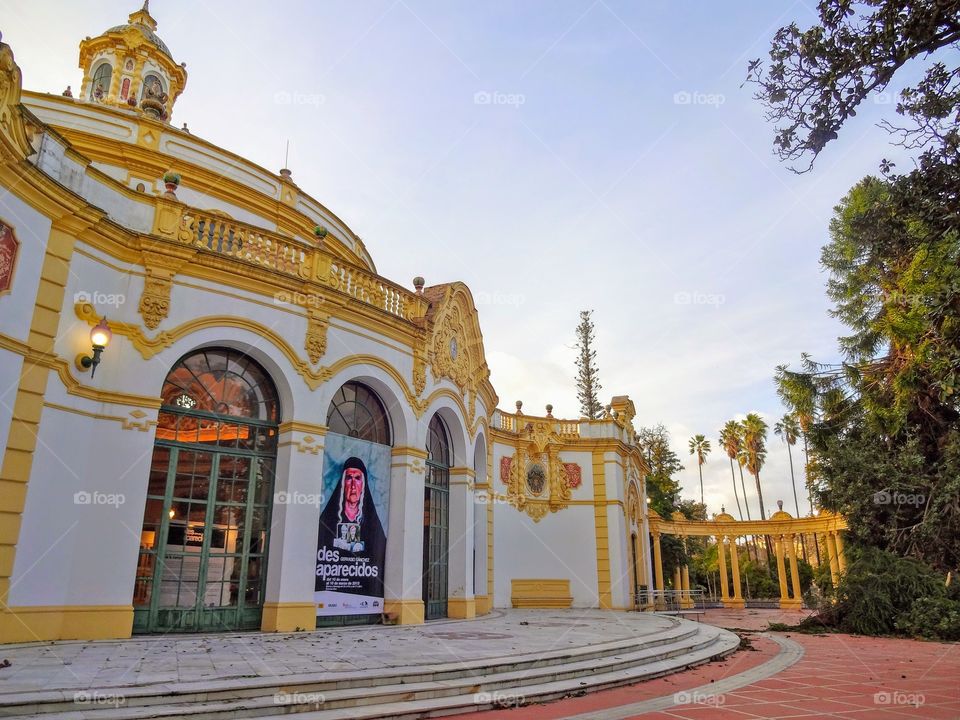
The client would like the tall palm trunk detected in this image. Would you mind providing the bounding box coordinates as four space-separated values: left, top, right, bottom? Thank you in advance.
785 440 807 560
737 463 751 520
728 457 743 520
754 470 767 520
737 462 757 562
697 463 704 506
802 434 820 565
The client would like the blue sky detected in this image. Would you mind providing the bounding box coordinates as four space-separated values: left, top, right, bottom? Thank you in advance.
5 1 919 518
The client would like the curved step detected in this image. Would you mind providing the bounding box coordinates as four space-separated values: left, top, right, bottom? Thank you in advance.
0 622 701 717
0 624 739 720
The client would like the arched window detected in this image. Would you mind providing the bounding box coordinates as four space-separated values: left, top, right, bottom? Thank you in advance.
90 63 112 100
160 348 278 423
423 413 451 619
135 348 280 634
427 414 451 466
326 381 392 445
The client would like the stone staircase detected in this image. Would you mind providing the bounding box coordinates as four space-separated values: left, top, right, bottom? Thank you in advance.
0 619 738 720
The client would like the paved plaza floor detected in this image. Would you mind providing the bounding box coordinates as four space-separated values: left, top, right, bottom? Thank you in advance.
452 609 960 719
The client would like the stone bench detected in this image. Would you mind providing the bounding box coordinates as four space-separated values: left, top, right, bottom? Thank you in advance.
511 579 573 609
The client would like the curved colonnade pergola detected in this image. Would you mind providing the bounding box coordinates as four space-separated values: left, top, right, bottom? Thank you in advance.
647 508 848 611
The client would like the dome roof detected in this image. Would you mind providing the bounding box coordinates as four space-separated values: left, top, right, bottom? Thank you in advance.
104 22 171 57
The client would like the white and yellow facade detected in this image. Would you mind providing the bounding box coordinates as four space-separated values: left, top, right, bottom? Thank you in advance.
0 8 653 643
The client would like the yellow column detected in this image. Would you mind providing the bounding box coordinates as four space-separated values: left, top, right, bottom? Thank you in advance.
716 536 729 601
652 532 665 609
825 532 840 586
786 534 803 609
681 565 693 609
727 536 744 608
673 566 682 609
834 531 847 573
775 535 790 608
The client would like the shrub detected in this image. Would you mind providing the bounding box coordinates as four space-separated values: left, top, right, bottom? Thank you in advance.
896 597 960 640
824 546 945 635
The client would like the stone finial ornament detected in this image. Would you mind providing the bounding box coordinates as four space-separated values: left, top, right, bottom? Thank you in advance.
545 404 553 417
413 276 425 294
515 400 523 413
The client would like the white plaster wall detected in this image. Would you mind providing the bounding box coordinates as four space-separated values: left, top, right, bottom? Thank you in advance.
0 191 51 342
492 501 599 608
9 403 156 606
161 136 279 198
24 97 138 142
0 352 24 467
173 185 278 231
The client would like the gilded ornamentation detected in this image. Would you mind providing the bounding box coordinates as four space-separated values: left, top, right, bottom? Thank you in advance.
138 273 170 329
305 307 328 365
425 284 495 432
501 422 573 522
412 332 427 396
627 481 641 526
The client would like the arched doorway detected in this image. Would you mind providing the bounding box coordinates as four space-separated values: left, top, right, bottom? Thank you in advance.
423 414 451 620
133 348 280 633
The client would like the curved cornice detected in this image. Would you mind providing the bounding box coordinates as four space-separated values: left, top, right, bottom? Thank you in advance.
21 92 374 271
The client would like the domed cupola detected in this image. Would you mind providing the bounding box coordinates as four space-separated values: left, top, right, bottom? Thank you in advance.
78 1 187 122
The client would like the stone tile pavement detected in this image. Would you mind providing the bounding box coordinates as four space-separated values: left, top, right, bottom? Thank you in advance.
452 609 960 719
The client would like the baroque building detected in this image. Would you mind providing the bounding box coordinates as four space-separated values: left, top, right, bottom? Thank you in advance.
0 6 652 642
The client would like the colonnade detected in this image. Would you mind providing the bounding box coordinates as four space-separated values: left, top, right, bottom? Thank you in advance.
646 509 848 611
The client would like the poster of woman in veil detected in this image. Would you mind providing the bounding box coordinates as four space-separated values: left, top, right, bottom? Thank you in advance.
315 434 390 616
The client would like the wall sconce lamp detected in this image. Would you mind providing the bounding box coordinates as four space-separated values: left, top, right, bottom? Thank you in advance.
76 318 112 377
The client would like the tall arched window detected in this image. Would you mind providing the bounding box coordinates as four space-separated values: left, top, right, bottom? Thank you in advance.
326 381 391 445
423 414 451 619
90 62 112 100
134 349 280 634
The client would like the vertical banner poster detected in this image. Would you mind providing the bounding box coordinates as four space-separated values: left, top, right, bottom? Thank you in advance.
315 434 390 616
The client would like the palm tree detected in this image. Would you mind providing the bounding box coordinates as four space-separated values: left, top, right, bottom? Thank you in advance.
741 413 769 520
688 435 711 506
718 421 745 520
774 413 802 517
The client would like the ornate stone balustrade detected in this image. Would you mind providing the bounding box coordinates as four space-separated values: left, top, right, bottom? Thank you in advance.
152 200 428 323
491 411 581 438
184 211 307 276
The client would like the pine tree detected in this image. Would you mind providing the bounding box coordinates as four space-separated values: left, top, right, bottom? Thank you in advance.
575 310 604 419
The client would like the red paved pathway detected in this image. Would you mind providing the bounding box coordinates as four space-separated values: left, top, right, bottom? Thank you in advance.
448 610 960 719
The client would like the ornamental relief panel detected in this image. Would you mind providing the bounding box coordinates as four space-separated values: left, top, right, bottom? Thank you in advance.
501 420 574 522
